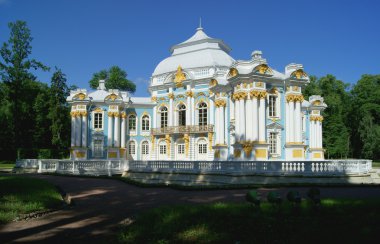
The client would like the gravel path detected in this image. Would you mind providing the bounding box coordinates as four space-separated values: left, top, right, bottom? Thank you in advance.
1 174 380 243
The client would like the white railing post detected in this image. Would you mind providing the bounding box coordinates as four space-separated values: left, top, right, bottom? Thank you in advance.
72 160 75 174
108 160 111 176
38 160 42 173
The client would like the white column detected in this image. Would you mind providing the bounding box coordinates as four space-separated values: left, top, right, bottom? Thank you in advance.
239 98 245 141
286 101 290 142
224 102 228 145
71 115 75 147
246 97 252 141
153 106 156 129
121 115 126 148
210 98 214 125
169 97 173 126
258 97 266 142
82 114 87 147
75 115 81 147
215 106 220 144
108 114 113 147
317 121 322 148
235 98 240 142
309 120 314 148
114 114 120 147
220 106 225 144
289 100 294 142
186 95 191 125
252 96 258 142
295 101 301 143
191 96 195 125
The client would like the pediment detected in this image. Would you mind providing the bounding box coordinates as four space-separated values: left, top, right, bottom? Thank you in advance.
266 121 283 130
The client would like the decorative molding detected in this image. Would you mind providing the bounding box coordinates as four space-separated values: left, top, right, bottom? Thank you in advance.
309 115 324 122
168 92 175 99
286 94 304 103
185 90 193 97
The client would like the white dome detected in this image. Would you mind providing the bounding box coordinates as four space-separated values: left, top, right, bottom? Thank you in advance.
152 28 235 76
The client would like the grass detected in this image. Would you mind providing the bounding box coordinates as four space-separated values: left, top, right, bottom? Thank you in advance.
372 161 380 168
0 176 63 224
119 198 380 243
0 160 15 169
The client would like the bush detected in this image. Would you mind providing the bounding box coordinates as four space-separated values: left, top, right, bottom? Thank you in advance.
17 148 69 159
246 190 261 207
267 191 282 205
287 191 301 204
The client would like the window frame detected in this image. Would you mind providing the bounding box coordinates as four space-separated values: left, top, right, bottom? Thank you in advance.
160 106 168 128
128 140 136 156
141 114 150 132
178 103 186 126
92 110 104 131
198 102 208 126
128 114 137 133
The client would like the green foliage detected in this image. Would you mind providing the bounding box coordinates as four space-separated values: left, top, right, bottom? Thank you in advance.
349 75 380 160
0 176 62 224
48 68 70 149
89 66 136 92
0 20 49 159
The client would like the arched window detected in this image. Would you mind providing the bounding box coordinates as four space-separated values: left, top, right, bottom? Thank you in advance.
128 115 137 132
141 141 149 155
160 106 168 128
128 141 136 155
178 104 186 126
142 115 150 131
198 102 208 126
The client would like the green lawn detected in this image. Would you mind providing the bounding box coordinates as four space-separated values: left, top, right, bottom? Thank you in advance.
0 161 15 169
0 176 63 224
372 161 380 168
119 198 380 243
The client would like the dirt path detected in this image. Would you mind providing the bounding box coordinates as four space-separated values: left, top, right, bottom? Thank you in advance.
1 174 380 243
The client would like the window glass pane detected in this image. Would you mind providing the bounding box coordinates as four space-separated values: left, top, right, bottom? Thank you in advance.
129 115 136 130
198 102 207 126
129 141 136 155
142 115 150 131
160 107 168 128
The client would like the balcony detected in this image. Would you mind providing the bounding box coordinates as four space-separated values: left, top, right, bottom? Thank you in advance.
151 125 214 135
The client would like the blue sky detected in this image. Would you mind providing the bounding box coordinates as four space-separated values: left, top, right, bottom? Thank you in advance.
1 0 379 96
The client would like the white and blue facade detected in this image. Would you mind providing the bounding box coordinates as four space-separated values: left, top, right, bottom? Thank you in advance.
67 27 326 161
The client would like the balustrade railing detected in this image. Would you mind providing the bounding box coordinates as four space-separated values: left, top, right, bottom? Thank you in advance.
151 125 214 135
15 159 372 176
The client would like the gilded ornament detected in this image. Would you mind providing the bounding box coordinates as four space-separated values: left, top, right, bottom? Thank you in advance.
121 112 127 118
208 132 213 150
310 115 324 122
151 96 157 102
174 65 186 87
291 69 307 79
214 150 220 159
243 83 248 88
81 111 88 116
228 68 238 77
168 93 175 99
312 100 321 106
292 86 299 92
184 134 190 156
210 79 218 87
78 93 86 100
234 149 241 158
165 134 171 156
255 64 271 74
256 82 264 88
151 135 155 151
185 90 193 97
242 143 253 158
94 107 103 112
195 92 206 98
108 111 114 117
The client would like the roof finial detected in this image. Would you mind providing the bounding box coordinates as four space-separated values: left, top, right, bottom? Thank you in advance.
197 17 203 31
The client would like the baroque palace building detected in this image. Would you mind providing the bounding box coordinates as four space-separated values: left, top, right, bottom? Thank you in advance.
67 26 327 161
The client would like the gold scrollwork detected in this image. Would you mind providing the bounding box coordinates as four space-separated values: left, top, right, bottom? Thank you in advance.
184 134 189 156
254 64 272 74
121 112 127 118
249 90 267 99
151 96 157 102
165 134 171 156
210 79 218 87
208 132 213 150
185 90 193 97
215 99 227 107
168 93 175 100
291 69 308 79
286 94 304 103
228 68 238 77
234 149 241 158
310 115 324 122
174 65 186 87
242 142 253 158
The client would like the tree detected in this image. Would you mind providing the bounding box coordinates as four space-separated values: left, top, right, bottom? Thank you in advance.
89 66 136 92
0 21 49 157
49 68 70 149
349 75 380 160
